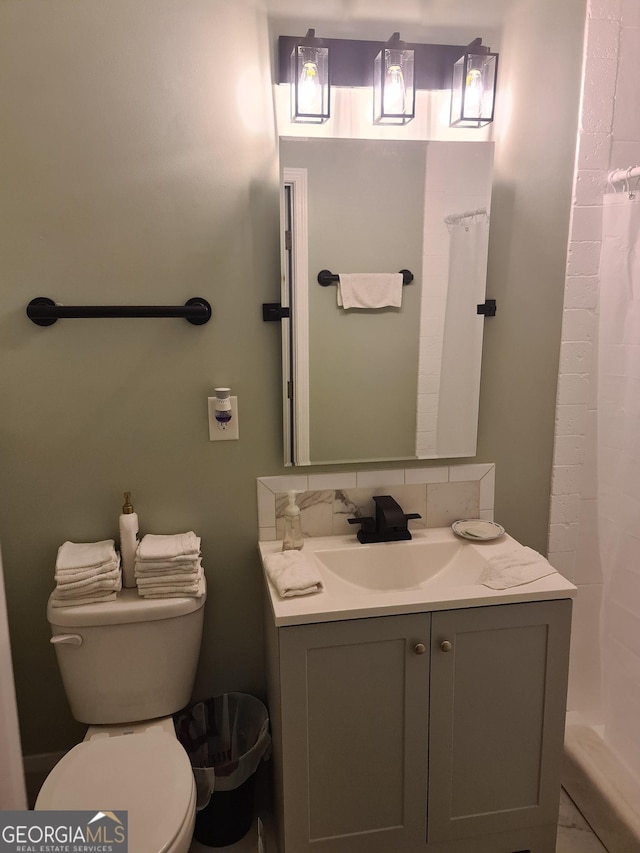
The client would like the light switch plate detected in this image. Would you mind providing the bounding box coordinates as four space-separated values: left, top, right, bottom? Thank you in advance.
208 396 239 441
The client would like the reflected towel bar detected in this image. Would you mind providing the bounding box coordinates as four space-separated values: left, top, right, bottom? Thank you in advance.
26 297 212 326
317 269 413 287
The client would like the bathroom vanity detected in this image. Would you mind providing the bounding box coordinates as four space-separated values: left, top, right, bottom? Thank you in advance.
260 530 576 853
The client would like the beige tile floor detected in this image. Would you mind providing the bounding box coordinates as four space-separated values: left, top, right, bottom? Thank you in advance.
189 788 609 853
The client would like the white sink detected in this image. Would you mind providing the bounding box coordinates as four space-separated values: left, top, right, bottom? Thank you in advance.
314 539 486 592
258 528 578 627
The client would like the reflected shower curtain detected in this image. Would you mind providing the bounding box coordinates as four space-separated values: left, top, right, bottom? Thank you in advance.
435 216 489 457
598 193 640 784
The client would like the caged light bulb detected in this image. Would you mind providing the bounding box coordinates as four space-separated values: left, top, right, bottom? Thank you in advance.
298 58 322 115
384 62 406 115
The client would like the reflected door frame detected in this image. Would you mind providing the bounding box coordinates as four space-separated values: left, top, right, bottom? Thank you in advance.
281 167 310 466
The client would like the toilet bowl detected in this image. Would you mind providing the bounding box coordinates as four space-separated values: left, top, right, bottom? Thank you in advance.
36 581 207 853
36 719 196 853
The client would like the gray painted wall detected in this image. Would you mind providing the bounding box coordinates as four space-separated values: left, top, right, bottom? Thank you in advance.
0 0 585 756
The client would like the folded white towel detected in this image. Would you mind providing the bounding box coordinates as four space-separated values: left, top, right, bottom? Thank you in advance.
54 558 120 583
264 550 323 598
136 532 200 562
140 588 205 599
56 540 118 572
134 558 200 575
53 576 122 597
479 546 557 590
50 589 119 607
54 567 122 592
137 564 202 587
337 273 403 310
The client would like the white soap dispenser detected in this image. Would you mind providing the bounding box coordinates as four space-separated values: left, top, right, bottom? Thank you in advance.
282 491 304 551
119 491 139 588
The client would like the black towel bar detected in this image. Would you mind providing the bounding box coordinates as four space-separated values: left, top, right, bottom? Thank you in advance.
26 297 212 326
317 269 413 287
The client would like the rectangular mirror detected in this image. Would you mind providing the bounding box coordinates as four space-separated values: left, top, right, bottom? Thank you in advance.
280 137 494 466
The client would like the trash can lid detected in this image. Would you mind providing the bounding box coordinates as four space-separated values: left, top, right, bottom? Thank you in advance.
35 730 195 853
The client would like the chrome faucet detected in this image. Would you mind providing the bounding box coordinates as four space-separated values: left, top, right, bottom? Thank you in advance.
348 495 421 543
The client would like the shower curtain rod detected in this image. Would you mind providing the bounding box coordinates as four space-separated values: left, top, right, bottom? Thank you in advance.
444 207 488 225
608 165 640 186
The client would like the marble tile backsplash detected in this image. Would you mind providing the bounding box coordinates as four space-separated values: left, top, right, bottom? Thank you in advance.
257 463 495 541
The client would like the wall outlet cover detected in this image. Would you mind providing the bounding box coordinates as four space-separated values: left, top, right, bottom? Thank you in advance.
208 396 239 441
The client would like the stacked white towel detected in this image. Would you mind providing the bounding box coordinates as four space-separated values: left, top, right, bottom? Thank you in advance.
134 532 203 598
51 540 122 607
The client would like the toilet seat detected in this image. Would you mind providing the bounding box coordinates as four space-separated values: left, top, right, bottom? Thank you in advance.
35 728 195 853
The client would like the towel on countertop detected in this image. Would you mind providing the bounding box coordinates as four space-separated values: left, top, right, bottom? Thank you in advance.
264 550 323 598
337 273 403 310
56 540 119 572
479 546 557 590
136 532 200 562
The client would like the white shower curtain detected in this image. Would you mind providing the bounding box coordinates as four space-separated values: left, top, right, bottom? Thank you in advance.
598 193 640 784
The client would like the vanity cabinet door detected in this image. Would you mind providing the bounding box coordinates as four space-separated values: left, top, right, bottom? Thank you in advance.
427 599 572 846
278 613 430 853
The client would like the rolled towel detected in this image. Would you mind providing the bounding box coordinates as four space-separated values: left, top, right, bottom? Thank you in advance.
264 550 323 598
50 589 118 607
136 532 200 562
56 540 118 572
479 546 557 590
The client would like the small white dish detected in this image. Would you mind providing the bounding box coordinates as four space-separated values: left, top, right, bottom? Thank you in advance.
452 519 505 541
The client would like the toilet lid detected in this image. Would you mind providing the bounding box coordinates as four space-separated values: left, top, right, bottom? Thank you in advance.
36 730 194 853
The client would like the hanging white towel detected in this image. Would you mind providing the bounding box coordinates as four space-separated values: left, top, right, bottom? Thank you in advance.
337 273 403 309
264 550 323 598
479 546 557 590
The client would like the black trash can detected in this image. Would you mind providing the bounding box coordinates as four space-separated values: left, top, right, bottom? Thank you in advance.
175 693 271 847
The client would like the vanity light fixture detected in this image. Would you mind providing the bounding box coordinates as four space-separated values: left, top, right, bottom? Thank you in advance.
277 32 498 129
373 33 415 125
290 29 330 124
450 39 498 128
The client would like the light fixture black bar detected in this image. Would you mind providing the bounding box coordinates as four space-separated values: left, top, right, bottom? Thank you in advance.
317 270 414 286
26 297 212 326
278 35 475 90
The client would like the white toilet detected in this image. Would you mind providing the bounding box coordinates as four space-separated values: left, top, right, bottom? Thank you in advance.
36 579 207 853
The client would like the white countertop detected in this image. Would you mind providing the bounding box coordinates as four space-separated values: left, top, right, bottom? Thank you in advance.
259 528 577 627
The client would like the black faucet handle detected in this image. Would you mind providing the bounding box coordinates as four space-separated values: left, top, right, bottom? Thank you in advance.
348 516 376 533
405 513 422 521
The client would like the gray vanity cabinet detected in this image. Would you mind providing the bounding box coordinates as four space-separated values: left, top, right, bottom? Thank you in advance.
265 599 572 853
273 612 431 853
427 599 572 853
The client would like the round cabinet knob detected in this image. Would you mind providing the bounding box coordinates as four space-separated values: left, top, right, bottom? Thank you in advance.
440 640 453 653
414 643 426 655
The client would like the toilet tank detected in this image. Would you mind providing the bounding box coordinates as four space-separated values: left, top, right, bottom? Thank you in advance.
46 580 206 725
